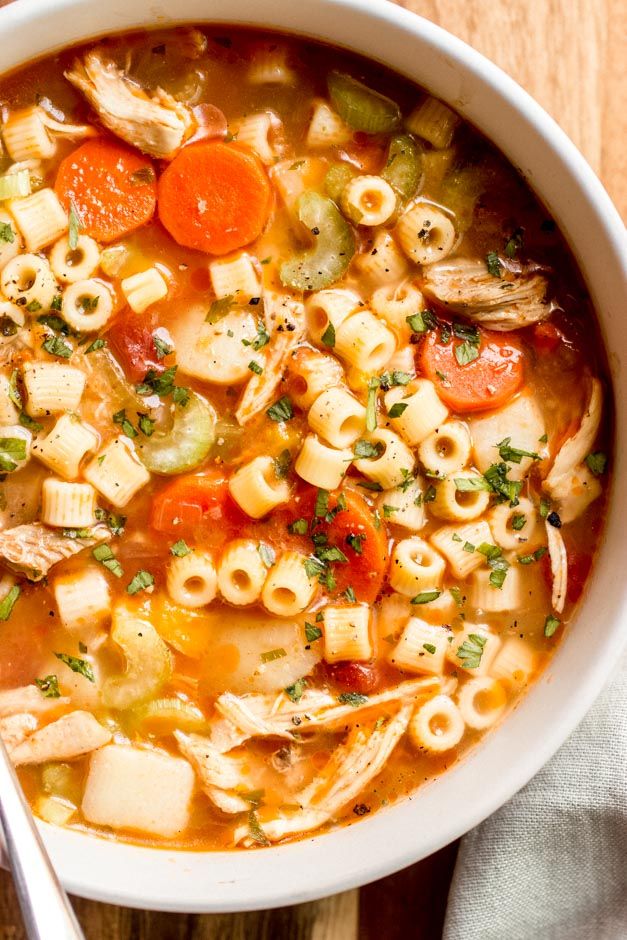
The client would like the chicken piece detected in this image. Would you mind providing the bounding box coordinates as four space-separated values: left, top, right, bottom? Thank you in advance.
0 713 37 753
234 704 413 844
546 521 568 614
235 292 306 425
214 676 449 751
175 732 251 814
421 257 550 330
65 49 194 158
82 743 195 837
0 522 111 581
545 463 602 523
545 379 602 489
0 685 70 718
10 711 111 766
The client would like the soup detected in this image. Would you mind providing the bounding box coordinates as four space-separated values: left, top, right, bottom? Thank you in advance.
0 27 610 849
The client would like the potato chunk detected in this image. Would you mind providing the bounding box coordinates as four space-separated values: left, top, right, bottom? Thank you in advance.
81 744 194 838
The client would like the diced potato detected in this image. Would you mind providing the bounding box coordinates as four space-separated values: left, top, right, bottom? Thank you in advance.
81 744 195 838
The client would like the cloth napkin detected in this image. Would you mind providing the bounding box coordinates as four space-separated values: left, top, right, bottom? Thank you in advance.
443 654 627 940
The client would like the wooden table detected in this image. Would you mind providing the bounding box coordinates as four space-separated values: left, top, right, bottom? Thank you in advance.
0 0 624 936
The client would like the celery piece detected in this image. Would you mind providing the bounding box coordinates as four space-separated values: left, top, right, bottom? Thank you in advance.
137 391 216 475
328 71 401 134
0 168 31 201
280 191 355 291
382 134 422 201
324 163 356 202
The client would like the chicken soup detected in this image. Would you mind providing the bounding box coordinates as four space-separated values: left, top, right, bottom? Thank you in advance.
0 27 611 849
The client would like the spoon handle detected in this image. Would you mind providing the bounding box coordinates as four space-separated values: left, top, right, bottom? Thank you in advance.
0 737 85 940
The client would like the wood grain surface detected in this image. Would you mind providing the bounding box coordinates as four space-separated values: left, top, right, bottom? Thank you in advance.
0 0 624 937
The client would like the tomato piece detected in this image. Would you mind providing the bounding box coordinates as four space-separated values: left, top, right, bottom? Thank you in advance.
291 487 388 604
150 472 245 538
530 321 563 355
419 325 525 413
108 312 164 384
326 661 381 694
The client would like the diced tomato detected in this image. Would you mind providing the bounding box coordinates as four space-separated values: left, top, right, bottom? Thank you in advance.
150 471 246 541
530 321 563 355
326 661 381 694
290 487 389 604
108 311 165 383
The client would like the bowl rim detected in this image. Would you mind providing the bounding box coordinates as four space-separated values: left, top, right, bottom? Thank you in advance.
0 0 626 913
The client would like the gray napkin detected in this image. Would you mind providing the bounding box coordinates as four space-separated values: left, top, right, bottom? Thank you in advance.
444 654 627 940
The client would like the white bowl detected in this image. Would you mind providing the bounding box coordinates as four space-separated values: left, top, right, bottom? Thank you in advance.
1 0 626 913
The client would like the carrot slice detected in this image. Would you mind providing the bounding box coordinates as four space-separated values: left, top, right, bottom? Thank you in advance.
419 325 525 413
55 138 157 243
157 141 272 254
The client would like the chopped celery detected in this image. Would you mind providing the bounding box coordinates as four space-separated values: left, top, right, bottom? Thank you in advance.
133 697 208 733
103 607 172 709
382 134 422 201
35 794 76 826
280 191 355 291
137 391 215 475
439 165 489 232
0 168 31 201
328 71 401 134
41 762 82 804
324 162 356 202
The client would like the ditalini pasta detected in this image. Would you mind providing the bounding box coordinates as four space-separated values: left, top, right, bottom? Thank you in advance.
0 26 610 854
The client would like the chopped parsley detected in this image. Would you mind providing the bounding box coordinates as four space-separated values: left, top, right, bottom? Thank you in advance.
126 570 154 595
344 586 357 602
484 462 522 506
518 547 547 565
0 437 26 472
388 401 408 418
0 584 20 621
504 227 524 259
285 678 307 702
354 439 382 459
423 484 436 502
54 652 94 682
456 633 486 669
315 545 348 564
449 586 463 607
346 533 366 555
136 366 188 404
170 539 190 557
544 614 561 638
260 648 287 663
113 409 138 439
205 295 234 324
153 335 173 360
539 497 551 519
585 451 607 476
411 590 441 605
422 643 437 655
485 251 503 278
382 504 399 518
19 413 43 432
85 337 106 354
0 221 15 243
288 517 308 535
247 809 270 846
511 513 527 531
357 480 383 492
314 489 329 518
94 509 126 536
338 692 368 707
92 544 124 578
273 449 291 479
453 475 491 492
406 309 437 334
266 395 293 422
398 469 415 492
138 414 155 437
321 322 336 347
245 320 270 351
68 199 81 251
497 437 540 464
42 335 72 359
379 371 411 390
35 674 60 698
305 622 323 643
248 360 263 375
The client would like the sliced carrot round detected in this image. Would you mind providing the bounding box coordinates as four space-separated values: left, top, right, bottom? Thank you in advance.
157 141 272 255
419 325 525 413
55 138 157 243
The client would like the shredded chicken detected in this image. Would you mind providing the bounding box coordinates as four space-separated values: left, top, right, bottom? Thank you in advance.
545 379 602 489
0 685 70 718
421 257 550 330
234 704 413 844
10 711 112 766
546 521 568 614
235 292 306 425
545 463 602 524
0 713 38 753
174 732 252 814
215 676 447 749
0 523 111 581
65 49 194 158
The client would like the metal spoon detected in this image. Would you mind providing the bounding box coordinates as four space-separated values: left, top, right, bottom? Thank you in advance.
0 735 85 939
